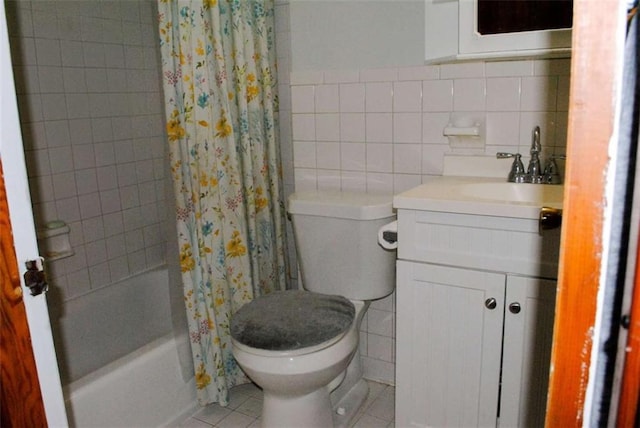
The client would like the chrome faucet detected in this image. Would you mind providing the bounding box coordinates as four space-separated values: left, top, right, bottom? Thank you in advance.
526 126 542 183
543 154 566 184
496 152 526 182
497 126 564 185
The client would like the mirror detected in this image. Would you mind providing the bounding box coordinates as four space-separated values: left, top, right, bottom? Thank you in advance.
477 0 573 35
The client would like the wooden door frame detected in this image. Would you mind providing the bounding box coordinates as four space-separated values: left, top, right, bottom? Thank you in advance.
0 162 48 427
546 0 628 425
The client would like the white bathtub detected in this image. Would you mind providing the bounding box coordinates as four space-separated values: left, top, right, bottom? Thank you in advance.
64 333 197 428
50 266 198 427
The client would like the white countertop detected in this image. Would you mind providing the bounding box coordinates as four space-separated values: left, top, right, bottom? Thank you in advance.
393 176 564 219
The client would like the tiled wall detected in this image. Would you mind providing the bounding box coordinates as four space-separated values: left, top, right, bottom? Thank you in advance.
7 0 167 301
290 60 570 195
286 60 571 385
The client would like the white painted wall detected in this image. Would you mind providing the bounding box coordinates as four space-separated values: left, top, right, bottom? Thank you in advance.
289 0 425 71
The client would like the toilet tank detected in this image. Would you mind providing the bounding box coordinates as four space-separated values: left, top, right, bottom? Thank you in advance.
288 191 396 301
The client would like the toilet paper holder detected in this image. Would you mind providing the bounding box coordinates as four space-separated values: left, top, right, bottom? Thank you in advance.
378 220 398 250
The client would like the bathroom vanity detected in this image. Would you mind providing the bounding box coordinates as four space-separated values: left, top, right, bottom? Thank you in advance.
393 176 563 427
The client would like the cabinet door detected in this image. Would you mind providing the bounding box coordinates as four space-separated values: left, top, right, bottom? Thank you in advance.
499 276 557 427
396 261 505 427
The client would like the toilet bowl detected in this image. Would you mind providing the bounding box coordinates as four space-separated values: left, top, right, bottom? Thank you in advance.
231 292 368 427
230 191 396 427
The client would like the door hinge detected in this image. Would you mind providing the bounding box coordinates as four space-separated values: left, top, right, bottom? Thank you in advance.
24 257 48 296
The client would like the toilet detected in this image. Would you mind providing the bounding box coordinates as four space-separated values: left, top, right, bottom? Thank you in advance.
230 190 396 428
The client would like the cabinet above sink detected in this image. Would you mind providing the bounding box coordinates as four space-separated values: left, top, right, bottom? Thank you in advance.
425 0 573 63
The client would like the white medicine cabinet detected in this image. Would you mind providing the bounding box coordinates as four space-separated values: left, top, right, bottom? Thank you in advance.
425 0 573 63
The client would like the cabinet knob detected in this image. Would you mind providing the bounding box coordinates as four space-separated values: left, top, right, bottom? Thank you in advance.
485 298 497 310
509 302 521 314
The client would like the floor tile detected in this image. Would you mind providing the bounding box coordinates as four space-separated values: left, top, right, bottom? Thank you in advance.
192 404 232 425
235 397 262 418
178 417 214 427
178 380 395 428
215 411 257 428
365 386 395 421
353 414 391 428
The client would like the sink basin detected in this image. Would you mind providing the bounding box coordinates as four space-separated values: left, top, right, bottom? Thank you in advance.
393 176 564 219
459 182 564 204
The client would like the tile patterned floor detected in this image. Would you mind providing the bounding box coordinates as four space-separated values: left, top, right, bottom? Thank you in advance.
178 380 395 428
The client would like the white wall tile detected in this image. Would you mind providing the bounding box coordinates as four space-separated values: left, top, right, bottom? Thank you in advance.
38 66 64 93
393 173 421 193
360 68 398 82
485 60 534 77
366 143 392 173
78 192 102 219
41 94 68 120
393 81 422 112
486 112 520 147
423 80 453 112
292 113 315 141
341 171 366 192
75 169 98 195
367 334 393 362
367 308 394 337
519 112 557 153
453 78 486 112
393 113 422 143
316 169 341 191
35 38 62 66
55 196 80 223
534 59 571 76
339 83 365 112
486 78 520 112
82 216 105 242
440 62 484 79
365 113 392 143
341 142 365 171
100 189 121 214
365 82 392 112
393 144 421 174
63 68 87 93
291 85 314 113
52 172 77 199
293 141 316 168
398 65 439 81
96 165 118 190
340 113 365 142
293 168 317 191
313 69 357 85
366 173 394 194
49 146 74 173
315 113 340 141
556 76 570 112
422 112 451 145
315 84 339 113
520 76 558 111
316 142 341 170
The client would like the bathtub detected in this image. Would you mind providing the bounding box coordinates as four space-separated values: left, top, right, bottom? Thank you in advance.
49 266 198 426
64 333 197 427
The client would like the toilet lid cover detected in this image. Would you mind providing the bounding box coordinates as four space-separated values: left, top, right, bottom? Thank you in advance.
230 290 355 351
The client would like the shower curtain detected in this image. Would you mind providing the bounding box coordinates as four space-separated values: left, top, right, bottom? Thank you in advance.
158 0 287 406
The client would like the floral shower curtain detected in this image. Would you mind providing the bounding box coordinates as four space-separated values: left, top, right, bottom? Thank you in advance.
158 0 287 406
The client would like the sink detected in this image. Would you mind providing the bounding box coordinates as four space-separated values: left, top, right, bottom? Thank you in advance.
459 182 564 204
393 176 564 219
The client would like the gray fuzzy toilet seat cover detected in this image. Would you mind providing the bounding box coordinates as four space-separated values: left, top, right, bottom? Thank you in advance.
231 290 355 351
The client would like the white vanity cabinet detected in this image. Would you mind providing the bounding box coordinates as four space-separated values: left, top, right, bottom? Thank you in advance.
395 207 559 427
425 0 572 63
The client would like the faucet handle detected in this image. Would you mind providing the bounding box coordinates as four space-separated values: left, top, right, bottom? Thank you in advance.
543 154 565 184
496 152 526 183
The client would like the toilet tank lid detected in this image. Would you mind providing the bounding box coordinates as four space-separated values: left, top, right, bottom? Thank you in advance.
288 191 394 220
